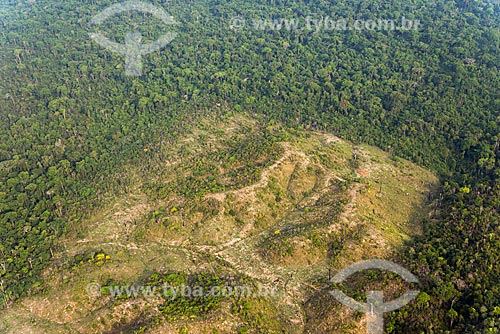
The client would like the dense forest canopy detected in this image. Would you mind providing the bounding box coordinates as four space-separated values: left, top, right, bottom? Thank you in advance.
1 0 500 332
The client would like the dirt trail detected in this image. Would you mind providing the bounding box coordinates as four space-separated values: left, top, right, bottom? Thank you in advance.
188 146 367 305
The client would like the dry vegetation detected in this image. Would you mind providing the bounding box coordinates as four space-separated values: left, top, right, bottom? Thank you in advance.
0 115 438 334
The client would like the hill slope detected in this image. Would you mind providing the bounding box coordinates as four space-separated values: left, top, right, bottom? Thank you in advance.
0 116 438 334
